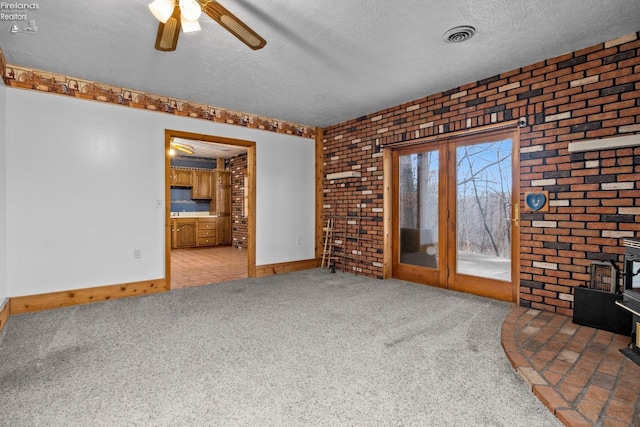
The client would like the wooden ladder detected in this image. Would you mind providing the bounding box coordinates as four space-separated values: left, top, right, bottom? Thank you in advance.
321 218 336 270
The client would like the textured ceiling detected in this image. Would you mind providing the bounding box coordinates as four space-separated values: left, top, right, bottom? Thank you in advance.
172 137 247 159
0 0 638 127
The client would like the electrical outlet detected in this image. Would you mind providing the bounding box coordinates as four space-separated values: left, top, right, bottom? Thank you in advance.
134 249 141 259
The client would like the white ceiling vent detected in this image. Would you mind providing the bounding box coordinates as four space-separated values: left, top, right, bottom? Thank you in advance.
443 26 476 43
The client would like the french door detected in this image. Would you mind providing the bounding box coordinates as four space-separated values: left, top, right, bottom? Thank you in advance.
392 128 519 301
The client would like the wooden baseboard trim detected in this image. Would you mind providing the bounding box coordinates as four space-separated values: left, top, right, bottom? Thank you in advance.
255 259 319 277
0 299 9 334
9 279 167 315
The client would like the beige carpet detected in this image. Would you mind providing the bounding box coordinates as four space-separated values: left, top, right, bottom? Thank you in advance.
0 269 560 426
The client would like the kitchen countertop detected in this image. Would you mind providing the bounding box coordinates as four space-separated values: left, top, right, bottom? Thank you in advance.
170 213 219 218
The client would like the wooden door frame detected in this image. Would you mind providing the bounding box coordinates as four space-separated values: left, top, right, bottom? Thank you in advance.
164 129 257 289
383 122 520 302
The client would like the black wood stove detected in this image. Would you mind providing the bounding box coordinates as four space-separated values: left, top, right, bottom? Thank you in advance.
615 238 640 364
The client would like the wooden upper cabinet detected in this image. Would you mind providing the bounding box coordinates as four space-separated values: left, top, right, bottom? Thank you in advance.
191 171 213 199
214 171 231 215
216 170 231 186
170 168 194 187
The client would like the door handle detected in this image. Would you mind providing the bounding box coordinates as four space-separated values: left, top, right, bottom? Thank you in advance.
511 204 519 227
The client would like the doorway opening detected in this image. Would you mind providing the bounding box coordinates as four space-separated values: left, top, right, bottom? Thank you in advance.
388 126 520 302
164 129 257 289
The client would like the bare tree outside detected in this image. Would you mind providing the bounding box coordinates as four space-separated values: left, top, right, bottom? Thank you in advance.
397 139 512 281
399 151 439 268
456 140 512 280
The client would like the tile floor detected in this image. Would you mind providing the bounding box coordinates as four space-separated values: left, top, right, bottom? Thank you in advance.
170 246 248 289
502 307 640 427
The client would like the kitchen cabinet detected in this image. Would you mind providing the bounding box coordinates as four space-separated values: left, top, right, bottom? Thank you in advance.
197 217 217 247
216 216 231 245
212 171 232 245
215 170 231 186
217 179 231 216
171 217 223 248
170 168 194 187
191 171 213 199
173 218 197 248
212 171 231 215
169 168 232 248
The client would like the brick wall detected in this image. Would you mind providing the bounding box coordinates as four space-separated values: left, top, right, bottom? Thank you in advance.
323 32 640 314
229 154 248 249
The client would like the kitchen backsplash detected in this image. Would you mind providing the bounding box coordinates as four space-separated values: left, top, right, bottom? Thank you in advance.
170 187 210 213
171 157 217 170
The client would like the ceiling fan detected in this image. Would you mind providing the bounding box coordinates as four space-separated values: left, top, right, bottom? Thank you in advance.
148 0 266 52
169 141 195 156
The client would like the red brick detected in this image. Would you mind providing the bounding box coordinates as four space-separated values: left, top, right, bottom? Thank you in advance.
556 409 593 427
575 58 606 73
546 284 572 294
545 298 571 308
323 35 640 314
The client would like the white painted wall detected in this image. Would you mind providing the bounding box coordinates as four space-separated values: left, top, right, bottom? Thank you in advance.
0 84 7 306
5 88 315 297
257 136 316 265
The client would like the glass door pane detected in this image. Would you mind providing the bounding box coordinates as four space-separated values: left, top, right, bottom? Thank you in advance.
455 140 512 281
399 151 439 269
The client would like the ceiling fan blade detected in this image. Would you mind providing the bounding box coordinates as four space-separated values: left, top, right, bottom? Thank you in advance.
199 1 266 50
170 142 195 154
155 5 182 51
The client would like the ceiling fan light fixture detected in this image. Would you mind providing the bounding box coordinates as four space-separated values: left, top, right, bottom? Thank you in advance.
179 0 202 21
149 0 175 23
181 15 201 33
152 0 267 51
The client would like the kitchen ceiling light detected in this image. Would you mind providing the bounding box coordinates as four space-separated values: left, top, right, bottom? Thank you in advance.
170 142 195 155
149 0 175 23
